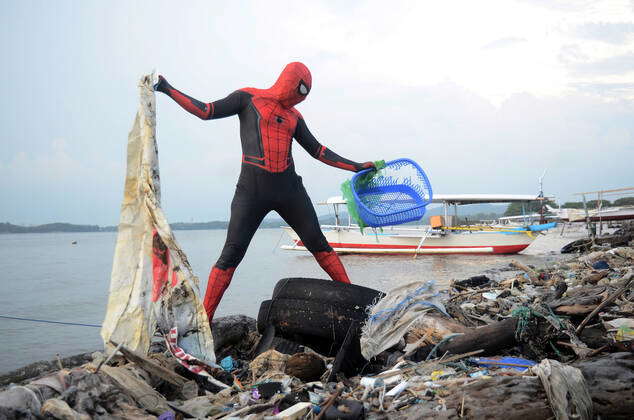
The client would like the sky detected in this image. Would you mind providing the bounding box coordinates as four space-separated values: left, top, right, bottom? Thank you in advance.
1 0 633 225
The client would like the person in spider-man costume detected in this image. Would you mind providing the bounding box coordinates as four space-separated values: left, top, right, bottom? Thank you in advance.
154 62 374 321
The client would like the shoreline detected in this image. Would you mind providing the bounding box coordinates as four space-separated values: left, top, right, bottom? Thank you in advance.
1 240 633 418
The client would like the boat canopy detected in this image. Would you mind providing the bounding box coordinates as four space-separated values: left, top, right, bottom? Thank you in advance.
319 194 544 206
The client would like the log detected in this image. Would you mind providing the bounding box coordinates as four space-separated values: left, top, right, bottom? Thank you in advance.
554 304 599 315
412 317 518 361
109 340 198 399
110 340 186 387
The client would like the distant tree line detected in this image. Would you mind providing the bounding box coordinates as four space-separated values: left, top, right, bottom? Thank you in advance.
503 197 634 216
561 197 634 209
503 199 557 216
0 222 101 234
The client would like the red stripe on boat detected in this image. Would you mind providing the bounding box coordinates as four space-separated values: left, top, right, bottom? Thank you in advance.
295 241 528 254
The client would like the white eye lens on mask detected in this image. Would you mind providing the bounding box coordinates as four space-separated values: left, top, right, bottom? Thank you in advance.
299 83 308 95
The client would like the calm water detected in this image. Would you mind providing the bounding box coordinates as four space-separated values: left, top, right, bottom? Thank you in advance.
0 229 571 373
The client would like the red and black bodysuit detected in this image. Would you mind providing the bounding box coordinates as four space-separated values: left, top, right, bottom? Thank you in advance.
155 62 373 321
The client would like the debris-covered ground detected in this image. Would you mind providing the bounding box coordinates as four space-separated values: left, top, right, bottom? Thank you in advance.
2 227 634 419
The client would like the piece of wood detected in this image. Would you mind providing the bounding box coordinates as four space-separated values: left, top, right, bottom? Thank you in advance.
412 317 518 361
576 269 633 335
100 365 170 415
510 260 539 283
554 304 599 315
274 402 313 420
582 270 609 284
315 387 342 420
109 340 189 387
212 402 275 419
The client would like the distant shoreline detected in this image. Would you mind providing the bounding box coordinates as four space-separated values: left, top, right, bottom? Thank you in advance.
0 221 279 234
1 204 506 235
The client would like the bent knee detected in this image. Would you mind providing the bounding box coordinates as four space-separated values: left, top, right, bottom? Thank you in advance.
216 243 247 269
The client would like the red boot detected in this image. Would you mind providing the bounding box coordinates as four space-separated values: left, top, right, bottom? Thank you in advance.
203 266 236 321
313 250 351 284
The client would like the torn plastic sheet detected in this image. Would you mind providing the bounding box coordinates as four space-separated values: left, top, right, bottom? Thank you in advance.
360 281 448 360
100 73 216 369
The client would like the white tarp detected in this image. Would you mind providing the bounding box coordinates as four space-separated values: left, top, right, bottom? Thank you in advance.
100 74 215 368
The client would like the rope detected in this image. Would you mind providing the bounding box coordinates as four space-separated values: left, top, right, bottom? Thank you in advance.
511 306 546 341
425 333 464 361
0 315 101 328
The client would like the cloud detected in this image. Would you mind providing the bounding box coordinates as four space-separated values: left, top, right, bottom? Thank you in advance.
574 22 634 44
570 81 634 97
569 52 634 76
516 0 595 11
481 37 527 50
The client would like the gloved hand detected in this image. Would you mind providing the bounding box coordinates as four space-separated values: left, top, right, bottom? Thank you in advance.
355 161 376 172
153 75 170 93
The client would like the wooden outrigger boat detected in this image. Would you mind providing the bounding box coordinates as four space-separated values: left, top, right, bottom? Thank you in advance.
282 194 555 255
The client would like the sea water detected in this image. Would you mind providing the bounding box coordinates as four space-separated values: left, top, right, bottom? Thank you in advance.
0 228 572 373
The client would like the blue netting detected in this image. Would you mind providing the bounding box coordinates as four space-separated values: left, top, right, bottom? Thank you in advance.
350 158 432 227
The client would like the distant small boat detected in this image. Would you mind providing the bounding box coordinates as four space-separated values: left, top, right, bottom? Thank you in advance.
71 241 77 245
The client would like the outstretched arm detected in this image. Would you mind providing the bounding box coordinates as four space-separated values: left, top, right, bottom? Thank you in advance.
294 118 374 172
154 75 246 120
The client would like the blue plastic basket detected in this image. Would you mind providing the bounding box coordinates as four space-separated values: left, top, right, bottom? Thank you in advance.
350 158 433 227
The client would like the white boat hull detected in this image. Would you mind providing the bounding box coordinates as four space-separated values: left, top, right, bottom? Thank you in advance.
282 226 536 255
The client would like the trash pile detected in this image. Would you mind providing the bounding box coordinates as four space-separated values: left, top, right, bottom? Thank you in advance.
2 238 634 419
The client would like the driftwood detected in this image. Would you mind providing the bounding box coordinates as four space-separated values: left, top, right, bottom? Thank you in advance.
582 270 609 284
510 260 539 283
110 340 197 399
554 304 599 315
412 317 518 361
100 365 170 415
576 269 634 335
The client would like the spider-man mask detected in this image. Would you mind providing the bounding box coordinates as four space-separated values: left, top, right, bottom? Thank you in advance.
267 62 312 108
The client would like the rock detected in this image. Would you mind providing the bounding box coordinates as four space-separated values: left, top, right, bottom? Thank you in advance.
0 386 41 418
170 395 222 418
41 398 90 420
249 350 289 383
454 275 490 289
0 352 93 388
285 353 326 382
211 315 257 351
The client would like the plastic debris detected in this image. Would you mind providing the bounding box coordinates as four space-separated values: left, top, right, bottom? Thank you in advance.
220 355 235 371
592 260 610 270
4 218 634 419
474 357 537 372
